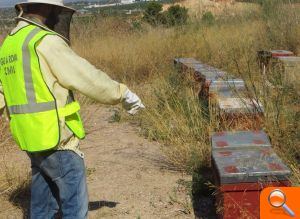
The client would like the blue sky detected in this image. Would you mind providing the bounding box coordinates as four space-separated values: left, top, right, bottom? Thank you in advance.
0 0 22 8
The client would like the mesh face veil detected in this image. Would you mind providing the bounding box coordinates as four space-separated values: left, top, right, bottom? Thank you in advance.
15 4 75 43
45 7 74 42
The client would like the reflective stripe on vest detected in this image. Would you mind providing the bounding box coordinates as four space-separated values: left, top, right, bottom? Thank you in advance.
9 101 56 114
8 27 56 115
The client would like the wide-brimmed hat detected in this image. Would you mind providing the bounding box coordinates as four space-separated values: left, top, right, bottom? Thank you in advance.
15 0 76 12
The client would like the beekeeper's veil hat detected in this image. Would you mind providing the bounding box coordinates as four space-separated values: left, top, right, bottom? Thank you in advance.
15 0 76 43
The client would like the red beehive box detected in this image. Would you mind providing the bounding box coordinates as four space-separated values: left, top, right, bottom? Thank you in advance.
257 50 294 62
211 130 271 150
210 96 264 130
270 50 294 58
207 78 265 130
257 50 294 73
212 148 291 219
217 97 264 114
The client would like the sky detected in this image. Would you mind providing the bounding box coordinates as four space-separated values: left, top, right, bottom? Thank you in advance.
0 0 99 8
0 0 22 8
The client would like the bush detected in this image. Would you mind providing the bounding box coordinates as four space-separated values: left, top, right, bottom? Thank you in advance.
143 1 163 26
202 11 215 25
163 5 188 26
143 2 188 26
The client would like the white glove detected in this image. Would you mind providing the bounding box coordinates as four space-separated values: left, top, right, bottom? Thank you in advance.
122 89 145 115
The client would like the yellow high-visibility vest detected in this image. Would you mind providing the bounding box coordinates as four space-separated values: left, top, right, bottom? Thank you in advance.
0 24 85 152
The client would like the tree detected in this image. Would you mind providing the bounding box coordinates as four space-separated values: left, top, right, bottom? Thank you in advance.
143 2 189 27
143 2 163 26
164 5 188 26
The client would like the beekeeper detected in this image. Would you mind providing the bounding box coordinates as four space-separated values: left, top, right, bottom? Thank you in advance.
0 0 144 218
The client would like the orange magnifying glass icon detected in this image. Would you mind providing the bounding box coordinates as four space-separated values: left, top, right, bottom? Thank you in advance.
268 189 295 217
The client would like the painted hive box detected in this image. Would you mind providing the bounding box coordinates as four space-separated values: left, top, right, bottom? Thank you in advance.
212 147 291 184
211 130 271 150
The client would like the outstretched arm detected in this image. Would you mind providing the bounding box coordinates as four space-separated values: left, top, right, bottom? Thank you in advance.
37 35 144 114
37 35 128 104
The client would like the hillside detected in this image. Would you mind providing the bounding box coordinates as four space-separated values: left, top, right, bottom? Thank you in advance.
163 0 260 17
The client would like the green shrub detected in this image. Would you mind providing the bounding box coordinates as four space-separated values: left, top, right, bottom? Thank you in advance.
201 11 215 25
164 5 188 26
131 20 143 31
143 1 163 26
143 2 188 26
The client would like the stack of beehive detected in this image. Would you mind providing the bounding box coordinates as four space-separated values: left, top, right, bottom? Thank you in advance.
174 58 264 129
174 57 291 219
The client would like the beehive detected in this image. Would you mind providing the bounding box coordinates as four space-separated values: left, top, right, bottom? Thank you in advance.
273 56 300 92
211 130 271 150
209 96 264 130
212 147 291 218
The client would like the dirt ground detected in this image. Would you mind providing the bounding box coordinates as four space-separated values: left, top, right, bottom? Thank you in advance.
0 106 194 219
